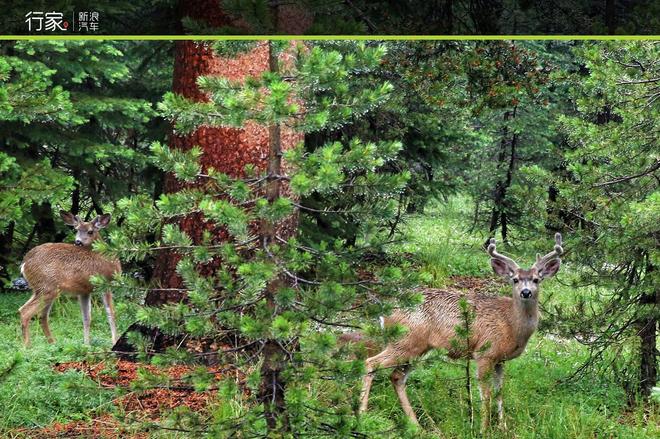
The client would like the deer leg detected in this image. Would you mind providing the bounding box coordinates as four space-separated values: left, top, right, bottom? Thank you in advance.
39 299 56 344
360 349 396 414
101 291 118 344
79 294 92 345
359 359 376 414
390 365 418 424
476 358 495 433
360 346 419 425
493 362 506 429
19 293 42 346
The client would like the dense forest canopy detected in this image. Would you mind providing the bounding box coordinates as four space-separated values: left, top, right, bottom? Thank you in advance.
0 39 658 437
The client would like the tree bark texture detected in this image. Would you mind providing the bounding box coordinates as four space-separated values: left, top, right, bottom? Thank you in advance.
149 1 304 305
257 42 295 432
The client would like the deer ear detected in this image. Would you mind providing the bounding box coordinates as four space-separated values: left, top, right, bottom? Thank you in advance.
539 259 561 279
491 258 513 278
60 210 80 227
93 214 112 229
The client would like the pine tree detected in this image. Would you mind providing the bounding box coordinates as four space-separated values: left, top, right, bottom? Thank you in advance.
102 40 419 435
556 41 659 401
461 41 568 242
0 40 167 284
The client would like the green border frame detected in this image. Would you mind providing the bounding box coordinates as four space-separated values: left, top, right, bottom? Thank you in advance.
1 35 658 40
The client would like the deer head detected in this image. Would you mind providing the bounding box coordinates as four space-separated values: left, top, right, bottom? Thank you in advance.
60 210 112 247
488 233 562 303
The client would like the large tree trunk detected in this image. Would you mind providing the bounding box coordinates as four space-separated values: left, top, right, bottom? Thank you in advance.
133 3 304 430
148 1 303 305
148 38 272 304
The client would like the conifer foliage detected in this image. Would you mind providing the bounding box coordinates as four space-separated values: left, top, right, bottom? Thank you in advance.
554 41 659 400
0 40 167 284
101 41 420 435
1 39 657 436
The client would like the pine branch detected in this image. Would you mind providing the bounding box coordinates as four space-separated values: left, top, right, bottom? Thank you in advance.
592 160 660 187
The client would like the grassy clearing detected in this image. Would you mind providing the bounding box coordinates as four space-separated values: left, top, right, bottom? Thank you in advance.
0 291 129 431
0 196 657 437
392 196 490 285
358 197 659 438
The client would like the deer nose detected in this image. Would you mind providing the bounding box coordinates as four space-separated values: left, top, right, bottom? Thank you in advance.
75 240 83 246
520 289 532 299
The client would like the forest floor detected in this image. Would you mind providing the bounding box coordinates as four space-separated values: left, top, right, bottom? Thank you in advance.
12 360 225 438
0 198 658 438
0 290 233 438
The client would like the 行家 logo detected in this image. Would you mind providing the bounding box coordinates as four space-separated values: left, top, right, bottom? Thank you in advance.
25 11 100 32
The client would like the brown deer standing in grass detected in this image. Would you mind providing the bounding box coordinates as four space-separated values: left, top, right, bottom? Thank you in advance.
19 211 121 346
358 234 563 431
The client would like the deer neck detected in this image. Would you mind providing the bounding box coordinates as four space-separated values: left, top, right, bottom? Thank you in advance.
511 298 539 346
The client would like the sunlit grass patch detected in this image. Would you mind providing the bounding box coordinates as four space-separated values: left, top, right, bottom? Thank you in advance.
390 196 490 286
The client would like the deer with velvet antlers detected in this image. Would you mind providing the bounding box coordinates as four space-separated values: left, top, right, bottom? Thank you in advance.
19 211 120 346
358 233 563 431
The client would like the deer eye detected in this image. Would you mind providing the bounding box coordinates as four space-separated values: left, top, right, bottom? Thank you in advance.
513 278 519 284
87 230 94 235
533 278 540 284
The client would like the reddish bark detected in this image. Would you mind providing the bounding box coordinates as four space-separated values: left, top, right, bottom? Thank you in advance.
149 3 305 305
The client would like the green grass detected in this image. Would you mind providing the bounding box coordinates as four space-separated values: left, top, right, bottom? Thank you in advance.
0 196 657 437
392 196 490 285
359 196 659 438
358 334 658 438
0 291 131 431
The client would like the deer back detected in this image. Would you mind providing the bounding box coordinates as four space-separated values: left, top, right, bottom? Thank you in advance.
22 243 121 295
385 288 535 363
